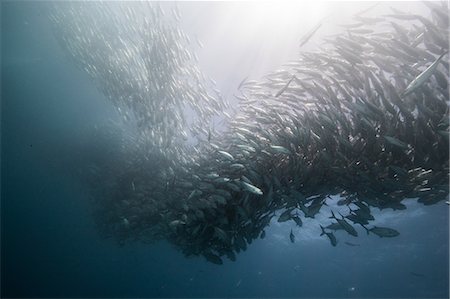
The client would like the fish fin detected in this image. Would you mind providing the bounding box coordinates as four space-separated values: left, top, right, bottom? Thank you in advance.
361 224 370 235
319 225 325 236
329 210 336 219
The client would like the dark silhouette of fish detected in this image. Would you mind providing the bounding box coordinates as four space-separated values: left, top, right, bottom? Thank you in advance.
344 242 360 247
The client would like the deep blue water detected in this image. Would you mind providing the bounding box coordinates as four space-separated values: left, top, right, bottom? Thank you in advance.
1 2 449 298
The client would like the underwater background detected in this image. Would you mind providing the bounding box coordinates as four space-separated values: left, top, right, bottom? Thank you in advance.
1 1 449 298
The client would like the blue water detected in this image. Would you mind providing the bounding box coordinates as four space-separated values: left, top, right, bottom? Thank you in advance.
1 2 449 298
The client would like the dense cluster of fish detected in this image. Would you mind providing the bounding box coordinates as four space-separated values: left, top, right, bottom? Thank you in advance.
50 2 449 264
50 2 228 161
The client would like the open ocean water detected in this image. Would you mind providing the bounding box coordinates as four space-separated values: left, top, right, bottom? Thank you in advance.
1 1 449 298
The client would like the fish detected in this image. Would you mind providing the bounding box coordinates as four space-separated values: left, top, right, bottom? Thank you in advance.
292 215 303 227
345 213 369 225
203 252 223 265
169 220 186 228
236 279 242 287
51 2 449 264
320 225 337 247
410 271 426 277
344 241 360 247
260 230 266 239
402 51 448 97
241 181 263 195
326 222 344 231
278 209 293 222
275 75 296 97
289 229 295 243
364 226 400 238
270 145 292 155
230 163 246 170
299 22 322 47
218 150 234 161
383 136 409 150
330 211 358 237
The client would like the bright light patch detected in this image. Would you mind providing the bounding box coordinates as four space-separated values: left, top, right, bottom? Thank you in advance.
181 1 332 80
226 1 328 38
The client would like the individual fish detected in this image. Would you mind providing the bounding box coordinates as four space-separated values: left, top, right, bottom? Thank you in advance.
275 75 296 97
241 181 263 195
320 225 337 246
326 222 344 231
344 241 360 247
260 230 266 239
402 51 448 97
289 229 295 243
292 215 303 227
330 211 358 237
278 209 293 222
410 271 426 277
270 145 292 155
383 136 409 150
236 279 242 287
218 150 234 161
203 252 223 265
230 163 246 170
299 22 322 47
345 213 369 225
364 226 400 238
169 220 185 227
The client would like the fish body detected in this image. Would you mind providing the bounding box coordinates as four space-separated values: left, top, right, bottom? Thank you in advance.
203 252 223 265
402 52 448 97
241 181 263 195
270 145 292 155
292 215 303 227
260 230 266 239
218 150 234 161
330 211 358 237
320 225 337 246
278 209 293 222
275 75 296 97
289 229 295 243
365 226 400 238
383 136 409 149
299 22 322 47
326 222 344 231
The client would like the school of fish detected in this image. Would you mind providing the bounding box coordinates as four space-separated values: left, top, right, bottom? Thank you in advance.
49 2 449 264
